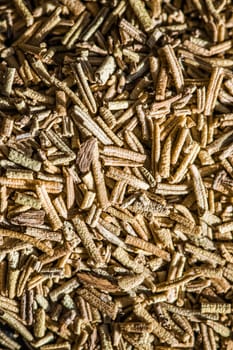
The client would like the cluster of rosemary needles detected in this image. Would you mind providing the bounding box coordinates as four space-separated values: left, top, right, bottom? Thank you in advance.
0 0 233 349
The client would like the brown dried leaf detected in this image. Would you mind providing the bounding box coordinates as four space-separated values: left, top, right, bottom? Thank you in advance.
76 138 97 173
9 210 45 226
77 272 120 292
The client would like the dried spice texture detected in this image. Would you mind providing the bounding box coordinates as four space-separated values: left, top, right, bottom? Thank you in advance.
0 1 233 350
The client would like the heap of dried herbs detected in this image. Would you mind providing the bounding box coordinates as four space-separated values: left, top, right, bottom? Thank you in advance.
0 0 233 349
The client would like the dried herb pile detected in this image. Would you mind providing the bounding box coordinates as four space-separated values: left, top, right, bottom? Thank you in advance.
0 0 233 349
